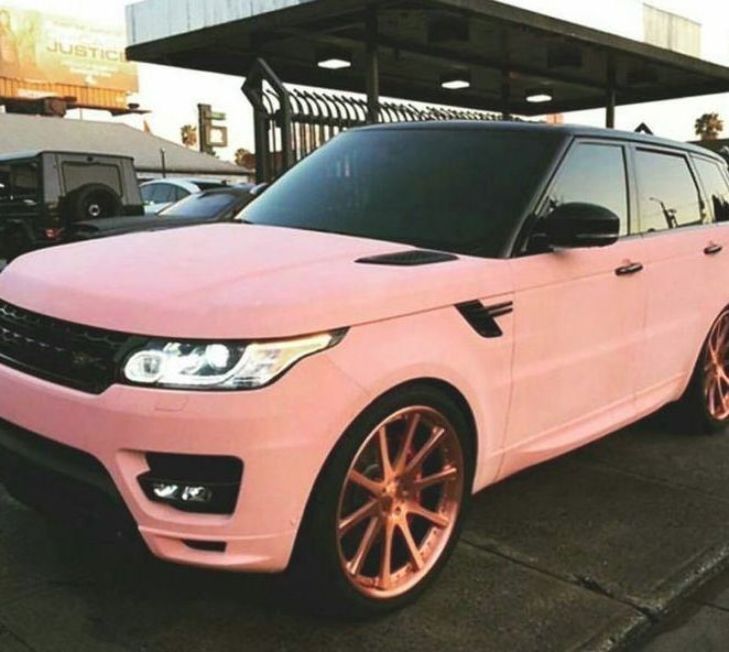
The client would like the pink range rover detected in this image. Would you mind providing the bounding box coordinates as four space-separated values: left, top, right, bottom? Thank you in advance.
0 123 728 615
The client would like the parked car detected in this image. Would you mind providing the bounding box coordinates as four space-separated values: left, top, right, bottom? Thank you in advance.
140 178 229 214
68 185 255 241
0 151 143 260
1 123 729 617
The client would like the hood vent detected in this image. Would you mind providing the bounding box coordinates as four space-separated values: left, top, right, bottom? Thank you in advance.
356 250 458 266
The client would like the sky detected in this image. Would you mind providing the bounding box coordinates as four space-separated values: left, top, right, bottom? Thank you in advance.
5 0 729 163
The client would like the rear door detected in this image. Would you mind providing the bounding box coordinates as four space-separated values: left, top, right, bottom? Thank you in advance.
631 146 713 411
503 139 647 477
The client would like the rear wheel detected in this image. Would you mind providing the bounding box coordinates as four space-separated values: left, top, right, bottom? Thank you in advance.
64 184 121 222
679 308 729 433
291 385 472 616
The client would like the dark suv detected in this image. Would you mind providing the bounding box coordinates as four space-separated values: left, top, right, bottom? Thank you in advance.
0 151 143 260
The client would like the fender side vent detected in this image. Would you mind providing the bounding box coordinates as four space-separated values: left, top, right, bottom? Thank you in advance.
456 301 513 338
356 250 459 266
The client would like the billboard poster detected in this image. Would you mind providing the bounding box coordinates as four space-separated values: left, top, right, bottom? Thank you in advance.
0 6 137 92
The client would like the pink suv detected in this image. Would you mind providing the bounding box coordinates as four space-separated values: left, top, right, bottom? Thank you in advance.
0 123 728 615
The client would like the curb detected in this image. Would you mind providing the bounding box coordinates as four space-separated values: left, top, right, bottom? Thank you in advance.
585 542 729 650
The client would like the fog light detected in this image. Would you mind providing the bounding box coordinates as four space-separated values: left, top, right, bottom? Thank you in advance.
181 486 213 504
152 483 179 499
138 453 243 514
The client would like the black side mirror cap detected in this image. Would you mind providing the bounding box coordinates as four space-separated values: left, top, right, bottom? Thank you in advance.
544 202 621 249
250 182 270 198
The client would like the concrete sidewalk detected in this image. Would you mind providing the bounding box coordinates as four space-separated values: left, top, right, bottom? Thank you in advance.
2 412 729 651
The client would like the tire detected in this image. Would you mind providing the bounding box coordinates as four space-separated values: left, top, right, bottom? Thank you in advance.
678 308 729 434
289 384 474 617
63 184 122 223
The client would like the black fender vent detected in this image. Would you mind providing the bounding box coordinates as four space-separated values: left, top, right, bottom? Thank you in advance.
356 250 459 266
456 301 513 338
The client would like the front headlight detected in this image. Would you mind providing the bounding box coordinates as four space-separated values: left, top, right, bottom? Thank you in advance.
123 331 344 390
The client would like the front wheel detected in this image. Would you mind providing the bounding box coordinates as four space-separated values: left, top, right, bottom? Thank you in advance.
291 385 472 617
679 308 729 433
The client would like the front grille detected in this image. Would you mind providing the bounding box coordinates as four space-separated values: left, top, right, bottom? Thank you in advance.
0 300 134 394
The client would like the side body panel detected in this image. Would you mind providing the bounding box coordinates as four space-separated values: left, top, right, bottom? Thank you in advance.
500 238 647 479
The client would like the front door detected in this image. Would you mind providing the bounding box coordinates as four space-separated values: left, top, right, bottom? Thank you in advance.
501 140 647 478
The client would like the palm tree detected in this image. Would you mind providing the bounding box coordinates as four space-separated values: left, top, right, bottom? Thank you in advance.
180 124 198 148
695 113 724 141
235 148 254 168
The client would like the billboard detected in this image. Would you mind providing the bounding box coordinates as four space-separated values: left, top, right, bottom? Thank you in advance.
0 6 137 93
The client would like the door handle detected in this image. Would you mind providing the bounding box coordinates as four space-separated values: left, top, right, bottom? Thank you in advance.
704 243 723 256
615 262 644 276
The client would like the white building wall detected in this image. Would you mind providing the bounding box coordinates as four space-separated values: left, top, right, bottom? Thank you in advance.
502 0 729 65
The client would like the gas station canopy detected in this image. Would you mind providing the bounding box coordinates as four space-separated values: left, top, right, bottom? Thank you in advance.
126 0 729 117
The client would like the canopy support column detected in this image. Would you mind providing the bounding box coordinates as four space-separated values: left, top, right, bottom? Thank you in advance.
365 7 380 124
606 59 616 128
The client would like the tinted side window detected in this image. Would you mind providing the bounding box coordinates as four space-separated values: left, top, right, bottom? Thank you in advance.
150 184 176 204
141 185 155 203
8 162 39 200
695 158 729 223
544 143 629 235
635 150 703 233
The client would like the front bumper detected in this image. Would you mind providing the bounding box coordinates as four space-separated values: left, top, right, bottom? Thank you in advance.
0 354 366 572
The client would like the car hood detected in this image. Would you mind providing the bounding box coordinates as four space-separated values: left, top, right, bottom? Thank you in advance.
0 224 511 339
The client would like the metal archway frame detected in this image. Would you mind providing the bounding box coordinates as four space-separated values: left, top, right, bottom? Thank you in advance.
244 58 510 183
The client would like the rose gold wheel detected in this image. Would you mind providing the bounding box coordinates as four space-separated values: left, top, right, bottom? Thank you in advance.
704 310 729 422
336 406 465 600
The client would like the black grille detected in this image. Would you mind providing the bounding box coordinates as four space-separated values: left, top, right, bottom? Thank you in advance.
0 300 133 394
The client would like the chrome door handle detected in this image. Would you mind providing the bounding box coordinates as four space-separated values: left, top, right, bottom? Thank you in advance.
615 262 644 276
705 243 723 256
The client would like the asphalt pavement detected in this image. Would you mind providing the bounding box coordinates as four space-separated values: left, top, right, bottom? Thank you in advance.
2 410 729 651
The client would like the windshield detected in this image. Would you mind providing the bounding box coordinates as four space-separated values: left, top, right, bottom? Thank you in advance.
238 128 562 256
161 192 240 219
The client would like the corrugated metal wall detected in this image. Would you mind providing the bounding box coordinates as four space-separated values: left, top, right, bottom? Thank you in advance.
126 0 318 46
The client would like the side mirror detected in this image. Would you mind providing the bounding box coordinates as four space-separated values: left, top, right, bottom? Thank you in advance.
543 202 620 249
250 182 270 198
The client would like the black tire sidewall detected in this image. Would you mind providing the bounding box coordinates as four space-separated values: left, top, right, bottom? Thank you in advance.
290 383 475 617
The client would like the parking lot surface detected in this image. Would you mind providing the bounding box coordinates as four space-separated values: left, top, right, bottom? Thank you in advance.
2 411 729 651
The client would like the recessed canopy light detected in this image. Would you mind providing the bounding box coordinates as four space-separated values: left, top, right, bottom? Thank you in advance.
318 57 352 70
441 71 471 90
526 88 553 103
316 49 352 70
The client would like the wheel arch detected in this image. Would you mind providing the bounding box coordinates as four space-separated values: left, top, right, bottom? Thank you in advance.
288 375 480 571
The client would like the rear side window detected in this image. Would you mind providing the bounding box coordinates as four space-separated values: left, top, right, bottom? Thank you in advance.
635 150 703 233
694 157 729 223
543 142 629 235
173 186 189 202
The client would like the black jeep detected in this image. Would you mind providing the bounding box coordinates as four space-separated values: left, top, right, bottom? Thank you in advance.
0 151 143 260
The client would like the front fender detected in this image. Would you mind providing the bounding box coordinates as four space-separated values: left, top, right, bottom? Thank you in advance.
324 303 514 491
